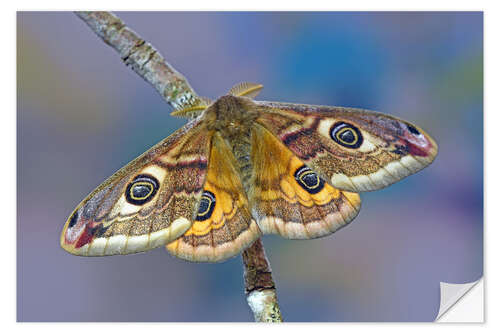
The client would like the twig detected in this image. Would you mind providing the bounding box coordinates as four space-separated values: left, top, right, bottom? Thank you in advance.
75 11 201 111
74 11 282 322
242 239 283 322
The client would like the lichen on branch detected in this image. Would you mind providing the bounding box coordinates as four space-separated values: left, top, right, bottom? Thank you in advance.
243 239 283 322
75 11 201 111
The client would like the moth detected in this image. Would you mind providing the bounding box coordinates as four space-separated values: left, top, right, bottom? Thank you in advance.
61 83 437 262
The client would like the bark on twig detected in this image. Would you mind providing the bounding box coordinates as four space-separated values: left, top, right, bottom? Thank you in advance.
75 11 282 322
75 11 201 111
242 239 283 322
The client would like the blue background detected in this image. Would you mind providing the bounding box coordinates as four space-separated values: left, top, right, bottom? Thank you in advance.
17 12 483 321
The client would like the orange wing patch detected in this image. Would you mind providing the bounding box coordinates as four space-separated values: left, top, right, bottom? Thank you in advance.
166 133 260 262
249 123 361 239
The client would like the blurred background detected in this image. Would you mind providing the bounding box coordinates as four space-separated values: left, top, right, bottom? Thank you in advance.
17 12 483 322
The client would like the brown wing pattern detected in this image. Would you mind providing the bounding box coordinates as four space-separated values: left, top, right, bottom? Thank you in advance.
254 101 438 192
248 123 361 239
166 133 261 262
60 118 212 256
62 91 438 260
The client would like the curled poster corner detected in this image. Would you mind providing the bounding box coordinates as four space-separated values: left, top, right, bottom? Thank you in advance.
435 278 483 322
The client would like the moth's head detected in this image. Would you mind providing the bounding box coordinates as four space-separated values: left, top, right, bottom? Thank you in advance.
212 94 254 110
205 95 259 129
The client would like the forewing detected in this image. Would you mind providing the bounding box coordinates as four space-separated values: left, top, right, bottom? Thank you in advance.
255 101 438 192
60 118 212 256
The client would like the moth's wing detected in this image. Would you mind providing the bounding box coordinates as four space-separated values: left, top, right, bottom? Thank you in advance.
60 118 212 256
254 101 438 192
248 123 361 239
166 132 261 262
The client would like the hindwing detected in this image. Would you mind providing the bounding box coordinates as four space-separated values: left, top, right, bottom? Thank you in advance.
166 133 261 262
248 123 361 239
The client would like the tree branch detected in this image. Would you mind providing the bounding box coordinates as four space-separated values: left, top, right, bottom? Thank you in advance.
75 11 282 322
242 239 283 322
75 11 201 111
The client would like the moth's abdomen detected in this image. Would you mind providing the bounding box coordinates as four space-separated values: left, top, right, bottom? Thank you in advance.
223 130 254 193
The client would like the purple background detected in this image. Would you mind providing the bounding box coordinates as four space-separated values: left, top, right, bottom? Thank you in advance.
18 12 483 321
